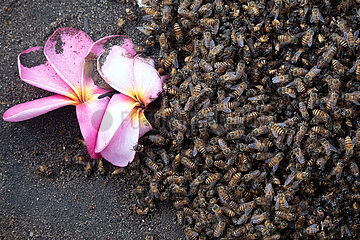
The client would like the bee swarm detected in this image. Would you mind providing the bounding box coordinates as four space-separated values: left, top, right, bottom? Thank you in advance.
131 0 360 239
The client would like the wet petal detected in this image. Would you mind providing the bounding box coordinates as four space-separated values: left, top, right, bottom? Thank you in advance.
18 47 77 99
100 107 139 167
3 95 75 122
76 97 110 159
44 28 94 97
138 110 152 138
133 56 162 106
88 35 136 58
95 94 139 153
97 46 136 100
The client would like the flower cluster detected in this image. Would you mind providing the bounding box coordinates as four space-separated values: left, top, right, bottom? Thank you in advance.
3 28 162 167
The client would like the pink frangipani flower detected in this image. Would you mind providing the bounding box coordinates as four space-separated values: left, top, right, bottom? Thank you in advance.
93 43 163 167
3 28 135 159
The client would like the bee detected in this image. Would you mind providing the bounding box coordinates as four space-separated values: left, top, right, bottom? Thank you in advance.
331 160 344 180
345 29 359 49
272 74 290 84
307 89 318 109
218 138 231 155
244 1 261 16
205 173 222 186
199 59 213 72
148 134 166 145
185 227 199 240
345 136 354 157
171 184 187 196
349 59 360 80
159 32 168 51
274 192 289 211
198 3 212 17
125 8 137 20
326 92 339 110
203 31 215 50
292 147 305 164
311 126 330 137
306 224 319 235
208 44 224 59
304 66 321 83
248 94 269 102
173 198 189 209
173 22 183 42
227 129 245 140
238 201 255 215
313 109 330 122
97 158 105 175
84 161 92 177
36 165 53 177
350 162 360 177
266 152 284 171
149 179 159 198
251 212 269 224
302 28 314 47
344 91 360 105
291 67 308 77
298 101 309 120
161 51 178 68
161 5 172 25
310 6 324 24
319 138 338 156
278 34 297 44
233 227 246 237
318 45 337 68
229 172 242 188
332 59 347 75
181 157 196 171
271 124 286 138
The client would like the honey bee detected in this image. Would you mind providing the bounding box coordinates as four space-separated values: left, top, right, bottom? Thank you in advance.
332 59 347 75
218 138 231 155
274 192 289 211
307 89 318 109
173 22 183 42
205 173 222 186
244 1 261 16
272 74 290 84
326 92 339 110
278 34 298 44
149 179 159 198
208 44 224 59
148 134 166 145
299 101 309 120
173 198 189 209
318 45 337 68
349 59 360 80
203 31 215 50
293 147 305 164
331 160 344 180
248 94 269 102
345 29 359 49
302 28 314 47
313 109 330 122
271 124 286 138
306 224 319 235
345 136 354 157
238 201 256 215
266 152 284 171
344 91 360 105
185 227 199 240
304 66 321 83
310 6 324 24
319 138 338 156
161 51 178 68
229 172 242 188
350 162 360 177
181 157 196 171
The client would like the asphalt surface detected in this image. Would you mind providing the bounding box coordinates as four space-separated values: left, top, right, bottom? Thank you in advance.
0 1 184 239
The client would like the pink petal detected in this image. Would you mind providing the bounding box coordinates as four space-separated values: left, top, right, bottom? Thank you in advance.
97 46 137 100
138 110 152 138
133 56 163 106
3 95 75 122
76 97 110 159
18 47 77 99
99 107 140 167
95 94 139 153
88 35 136 58
44 28 94 98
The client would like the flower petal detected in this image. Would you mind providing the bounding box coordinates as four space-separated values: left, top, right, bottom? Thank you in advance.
88 35 136 58
3 95 75 122
18 47 77 99
76 97 110 159
97 46 137 100
100 107 140 167
95 94 139 153
133 56 162 106
138 110 152 138
44 28 94 98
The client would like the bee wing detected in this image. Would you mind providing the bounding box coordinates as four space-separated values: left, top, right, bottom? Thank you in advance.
318 14 325 23
349 62 357 73
310 13 315 23
230 84 240 90
354 30 359 41
271 127 279 138
352 137 358 146
285 80 296 88
272 162 280 172
284 174 295 186
136 26 148 34
308 35 313 47
283 198 289 208
248 143 258 150
172 57 179 68
221 96 231 104
210 40 216 50
328 142 338 153
272 75 285 83
193 146 198 157
189 82 194 95
274 197 279 210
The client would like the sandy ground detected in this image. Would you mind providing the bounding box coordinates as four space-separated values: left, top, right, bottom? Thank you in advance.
0 1 184 239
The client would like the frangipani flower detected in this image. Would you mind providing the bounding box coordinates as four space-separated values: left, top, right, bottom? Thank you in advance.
3 28 135 159
93 44 163 167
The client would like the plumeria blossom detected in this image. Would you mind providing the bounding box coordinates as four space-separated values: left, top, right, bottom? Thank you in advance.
3 28 135 159
93 43 163 167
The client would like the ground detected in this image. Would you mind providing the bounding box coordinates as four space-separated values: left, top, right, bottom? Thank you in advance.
0 1 184 239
